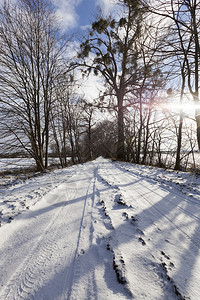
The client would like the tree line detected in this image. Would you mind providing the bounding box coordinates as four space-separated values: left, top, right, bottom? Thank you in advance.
0 0 200 172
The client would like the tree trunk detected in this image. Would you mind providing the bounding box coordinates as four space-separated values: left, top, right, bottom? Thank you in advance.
35 157 45 172
117 95 125 160
174 70 185 170
45 120 49 169
174 115 183 170
195 107 200 150
88 116 92 160
142 110 151 165
137 95 143 164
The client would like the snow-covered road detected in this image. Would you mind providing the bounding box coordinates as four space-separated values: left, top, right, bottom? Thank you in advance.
0 158 200 299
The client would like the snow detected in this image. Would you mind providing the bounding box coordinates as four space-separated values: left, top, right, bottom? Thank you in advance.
0 157 62 174
0 157 200 299
0 158 36 172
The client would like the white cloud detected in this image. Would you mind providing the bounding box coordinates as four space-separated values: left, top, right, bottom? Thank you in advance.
52 0 83 31
95 0 118 15
80 24 91 31
0 0 82 32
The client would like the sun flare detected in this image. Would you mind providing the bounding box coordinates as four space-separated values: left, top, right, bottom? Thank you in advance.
158 102 200 115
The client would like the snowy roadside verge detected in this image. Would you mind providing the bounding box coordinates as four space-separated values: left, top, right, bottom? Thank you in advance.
115 160 200 200
0 164 78 227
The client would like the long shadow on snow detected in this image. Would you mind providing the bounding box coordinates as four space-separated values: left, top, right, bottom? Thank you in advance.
2 159 200 299
21 171 132 299
27 161 194 299
113 160 200 296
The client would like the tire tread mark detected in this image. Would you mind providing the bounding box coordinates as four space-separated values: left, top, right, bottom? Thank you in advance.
0 192 74 300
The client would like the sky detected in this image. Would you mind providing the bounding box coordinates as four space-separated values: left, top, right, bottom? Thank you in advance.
0 0 118 102
0 0 118 33
50 0 118 101
52 0 118 33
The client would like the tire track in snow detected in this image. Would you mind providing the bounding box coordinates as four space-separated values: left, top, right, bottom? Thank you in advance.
107 162 200 248
0 185 76 300
65 173 94 300
97 160 191 299
66 164 103 300
0 162 100 300
67 163 131 300
115 162 200 208
95 168 134 298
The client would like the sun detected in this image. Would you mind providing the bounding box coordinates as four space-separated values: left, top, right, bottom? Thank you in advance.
158 100 200 116
165 103 195 113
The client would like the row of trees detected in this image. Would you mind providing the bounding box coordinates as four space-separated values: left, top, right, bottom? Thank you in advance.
78 0 200 169
0 0 200 172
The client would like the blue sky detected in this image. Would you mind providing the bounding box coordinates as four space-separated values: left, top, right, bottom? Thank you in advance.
52 0 118 33
0 0 117 33
0 0 117 99
76 0 96 29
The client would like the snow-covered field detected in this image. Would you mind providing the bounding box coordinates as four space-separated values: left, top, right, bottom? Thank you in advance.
0 157 36 171
0 157 61 173
0 157 200 299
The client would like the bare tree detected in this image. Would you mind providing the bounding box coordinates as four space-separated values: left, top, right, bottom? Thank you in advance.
50 73 84 166
80 100 96 161
78 0 145 160
145 0 200 150
0 0 69 171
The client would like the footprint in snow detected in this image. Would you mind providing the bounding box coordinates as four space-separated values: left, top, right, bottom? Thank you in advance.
138 237 146 245
122 212 128 219
160 251 175 270
80 249 85 254
161 250 170 260
130 215 138 223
